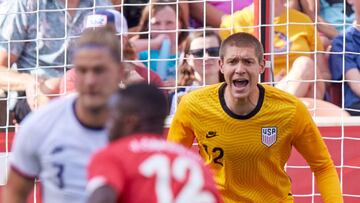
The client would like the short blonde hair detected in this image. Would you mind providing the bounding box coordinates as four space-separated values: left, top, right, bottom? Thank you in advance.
76 26 123 63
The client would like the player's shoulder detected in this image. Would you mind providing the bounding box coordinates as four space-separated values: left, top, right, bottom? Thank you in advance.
262 84 302 108
91 135 205 175
114 135 203 161
21 94 77 129
13 95 77 153
90 134 142 162
262 84 315 127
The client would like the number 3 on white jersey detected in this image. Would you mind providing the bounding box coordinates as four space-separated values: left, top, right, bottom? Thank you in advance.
139 154 216 203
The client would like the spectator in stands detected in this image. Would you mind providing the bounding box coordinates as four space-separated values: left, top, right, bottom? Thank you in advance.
86 83 222 203
329 0 360 116
60 9 163 94
3 27 125 203
111 0 189 32
168 32 343 202
61 47 163 94
130 0 189 86
179 30 221 86
111 0 147 29
169 30 222 115
320 0 355 32
0 0 112 123
189 0 252 28
289 0 354 49
219 0 330 99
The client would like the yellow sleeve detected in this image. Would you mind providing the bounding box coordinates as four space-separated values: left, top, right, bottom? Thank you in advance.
219 14 233 40
219 5 255 40
292 101 342 203
167 94 195 148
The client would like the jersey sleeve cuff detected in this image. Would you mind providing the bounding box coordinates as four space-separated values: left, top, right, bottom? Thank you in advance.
10 164 37 180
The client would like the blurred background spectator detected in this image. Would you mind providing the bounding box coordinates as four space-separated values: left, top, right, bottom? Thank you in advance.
112 0 148 29
130 0 189 87
329 0 360 116
112 0 189 32
288 0 355 49
178 30 221 86
0 0 111 123
60 9 163 95
170 30 222 115
189 0 253 28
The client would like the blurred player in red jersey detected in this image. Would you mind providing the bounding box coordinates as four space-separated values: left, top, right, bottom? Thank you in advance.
86 83 222 203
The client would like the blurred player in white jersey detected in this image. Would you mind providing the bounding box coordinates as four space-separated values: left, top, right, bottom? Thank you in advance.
87 83 222 203
3 26 126 203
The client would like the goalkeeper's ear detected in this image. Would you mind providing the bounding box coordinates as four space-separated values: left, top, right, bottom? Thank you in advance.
219 59 224 74
258 59 266 74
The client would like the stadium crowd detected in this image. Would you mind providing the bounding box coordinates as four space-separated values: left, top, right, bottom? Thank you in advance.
0 0 357 202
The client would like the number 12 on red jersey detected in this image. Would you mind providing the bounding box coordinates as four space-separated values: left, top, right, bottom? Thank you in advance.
139 154 217 203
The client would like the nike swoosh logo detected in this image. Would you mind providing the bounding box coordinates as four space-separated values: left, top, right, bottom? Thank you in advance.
206 132 218 138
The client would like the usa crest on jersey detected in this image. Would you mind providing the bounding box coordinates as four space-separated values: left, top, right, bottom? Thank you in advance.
261 127 277 147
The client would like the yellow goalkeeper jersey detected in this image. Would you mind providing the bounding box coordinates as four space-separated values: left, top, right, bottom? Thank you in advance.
168 83 342 203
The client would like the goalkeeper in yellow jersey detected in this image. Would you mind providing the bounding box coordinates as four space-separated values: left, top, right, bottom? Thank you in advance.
167 32 343 203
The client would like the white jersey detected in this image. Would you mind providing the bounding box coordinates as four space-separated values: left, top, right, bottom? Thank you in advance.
10 94 108 203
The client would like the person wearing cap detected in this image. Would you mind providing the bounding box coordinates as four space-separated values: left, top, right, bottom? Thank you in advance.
60 9 164 95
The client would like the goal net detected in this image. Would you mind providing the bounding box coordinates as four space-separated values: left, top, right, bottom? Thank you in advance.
0 0 359 202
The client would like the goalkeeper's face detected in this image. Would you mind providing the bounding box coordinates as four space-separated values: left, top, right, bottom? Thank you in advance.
74 48 122 113
219 46 265 103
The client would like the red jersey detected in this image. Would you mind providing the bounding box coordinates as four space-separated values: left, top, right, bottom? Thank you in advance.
87 134 222 203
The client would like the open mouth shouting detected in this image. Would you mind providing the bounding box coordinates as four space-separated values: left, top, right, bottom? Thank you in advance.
233 79 249 89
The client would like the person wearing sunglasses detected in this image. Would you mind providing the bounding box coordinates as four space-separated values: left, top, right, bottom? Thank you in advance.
179 30 222 86
169 30 222 115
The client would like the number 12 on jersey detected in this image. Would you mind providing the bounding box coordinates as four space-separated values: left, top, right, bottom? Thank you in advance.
139 154 216 203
